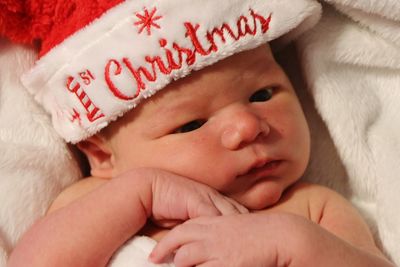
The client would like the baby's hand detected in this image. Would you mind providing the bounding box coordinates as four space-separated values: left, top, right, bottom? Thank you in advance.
149 212 395 267
149 213 288 267
148 168 248 226
148 213 330 267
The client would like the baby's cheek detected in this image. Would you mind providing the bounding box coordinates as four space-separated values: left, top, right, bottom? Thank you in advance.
199 170 235 192
281 107 310 153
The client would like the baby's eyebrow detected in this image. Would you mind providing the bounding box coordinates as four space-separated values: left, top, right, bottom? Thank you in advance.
145 98 198 130
159 92 206 116
157 100 190 116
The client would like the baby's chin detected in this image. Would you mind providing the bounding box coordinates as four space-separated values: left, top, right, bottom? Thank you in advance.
234 181 285 211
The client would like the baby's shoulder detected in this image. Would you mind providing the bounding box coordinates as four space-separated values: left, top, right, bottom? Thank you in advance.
273 182 344 222
285 182 340 201
47 176 108 214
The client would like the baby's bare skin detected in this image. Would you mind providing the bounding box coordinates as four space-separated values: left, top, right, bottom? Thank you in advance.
49 177 383 259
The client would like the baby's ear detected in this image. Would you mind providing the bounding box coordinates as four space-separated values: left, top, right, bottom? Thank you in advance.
77 135 114 178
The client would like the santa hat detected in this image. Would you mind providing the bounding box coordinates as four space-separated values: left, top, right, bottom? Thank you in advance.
0 0 321 143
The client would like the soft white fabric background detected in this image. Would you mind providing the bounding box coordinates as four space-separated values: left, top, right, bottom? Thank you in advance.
0 40 82 266
297 1 400 264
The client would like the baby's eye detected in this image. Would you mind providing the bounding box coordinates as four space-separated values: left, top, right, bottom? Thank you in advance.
249 87 274 103
174 120 206 134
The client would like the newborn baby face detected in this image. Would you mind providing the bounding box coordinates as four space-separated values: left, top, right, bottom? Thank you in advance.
103 44 310 210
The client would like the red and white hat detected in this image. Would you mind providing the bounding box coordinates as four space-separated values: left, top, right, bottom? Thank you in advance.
1 0 321 143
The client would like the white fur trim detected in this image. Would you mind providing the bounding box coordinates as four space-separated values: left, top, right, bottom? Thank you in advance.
22 0 321 143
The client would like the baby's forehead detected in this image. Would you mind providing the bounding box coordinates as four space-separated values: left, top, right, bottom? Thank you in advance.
141 45 276 111
166 44 274 89
128 42 275 126
104 45 287 139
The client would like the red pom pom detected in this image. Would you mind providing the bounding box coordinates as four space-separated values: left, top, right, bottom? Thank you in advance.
0 0 34 45
0 0 123 56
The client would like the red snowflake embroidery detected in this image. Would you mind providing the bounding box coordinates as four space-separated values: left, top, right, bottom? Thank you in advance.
134 7 162 35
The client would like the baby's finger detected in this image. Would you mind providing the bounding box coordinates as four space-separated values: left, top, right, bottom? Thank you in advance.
209 193 244 215
151 219 183 228
149 223 205 263
224 196 249 214
173 242 209 267
196 259 220 267
192 199 222 218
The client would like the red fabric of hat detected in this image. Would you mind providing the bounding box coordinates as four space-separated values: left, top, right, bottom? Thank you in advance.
0 0 123 56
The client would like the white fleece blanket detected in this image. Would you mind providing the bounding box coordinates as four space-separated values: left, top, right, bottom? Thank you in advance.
0 0 399 266
296 1 400 264
0 39 82 267
108 236 173 267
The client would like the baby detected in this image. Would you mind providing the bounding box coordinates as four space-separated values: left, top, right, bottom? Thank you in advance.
10 44 393 267
5 0 395 266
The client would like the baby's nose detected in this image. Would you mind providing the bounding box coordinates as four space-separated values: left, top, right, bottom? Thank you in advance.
220 106 269 150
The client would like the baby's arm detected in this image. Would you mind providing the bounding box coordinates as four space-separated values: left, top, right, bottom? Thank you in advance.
276 183 393 266
306 184 387 259
8 168 246 267
8 170 152 267
292 183 393 266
